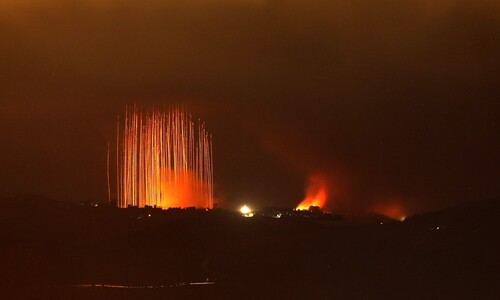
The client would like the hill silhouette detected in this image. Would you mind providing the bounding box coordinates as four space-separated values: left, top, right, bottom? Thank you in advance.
1 195 499 299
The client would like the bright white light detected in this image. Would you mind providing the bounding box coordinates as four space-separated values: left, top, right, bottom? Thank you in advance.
240 205 251 214
240 205 254 217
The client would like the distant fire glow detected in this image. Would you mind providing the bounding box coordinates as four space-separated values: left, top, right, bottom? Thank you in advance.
372 202 406 221
115 106 214 209
296 175 328 210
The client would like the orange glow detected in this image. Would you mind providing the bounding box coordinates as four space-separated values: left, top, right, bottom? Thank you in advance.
372 202 406 221
296 175 328 210
116 106 214 209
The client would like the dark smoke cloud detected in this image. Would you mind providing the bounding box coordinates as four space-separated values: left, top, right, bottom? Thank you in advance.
1 1 499 214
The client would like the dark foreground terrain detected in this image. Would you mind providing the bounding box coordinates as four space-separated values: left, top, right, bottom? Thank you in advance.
1 196 499 299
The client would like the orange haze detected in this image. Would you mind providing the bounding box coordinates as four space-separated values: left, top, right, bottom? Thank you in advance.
371 201 407 221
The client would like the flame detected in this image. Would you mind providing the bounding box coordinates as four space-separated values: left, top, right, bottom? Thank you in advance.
296 175 328 210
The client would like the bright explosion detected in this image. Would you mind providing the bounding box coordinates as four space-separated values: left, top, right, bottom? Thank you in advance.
114 106 214 209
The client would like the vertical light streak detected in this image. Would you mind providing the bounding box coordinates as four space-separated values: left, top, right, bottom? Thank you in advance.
116 106 214 209
116 115 122 207
107 142 111 203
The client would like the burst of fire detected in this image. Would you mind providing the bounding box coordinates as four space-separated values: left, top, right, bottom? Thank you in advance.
114 106 214 209
296 175 328 210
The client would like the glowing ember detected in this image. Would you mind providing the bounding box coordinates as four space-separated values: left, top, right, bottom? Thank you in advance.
296 175 328 210
116 106 214 209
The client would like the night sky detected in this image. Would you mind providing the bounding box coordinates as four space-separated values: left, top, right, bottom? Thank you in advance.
1 1 498 215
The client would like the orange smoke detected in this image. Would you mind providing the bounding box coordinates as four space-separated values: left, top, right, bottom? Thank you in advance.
296 175 328 210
